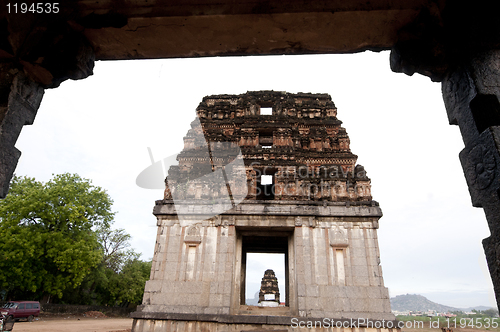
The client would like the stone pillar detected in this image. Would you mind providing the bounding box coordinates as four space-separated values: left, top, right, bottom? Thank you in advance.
0 17 95 197
0 70 44 197
442 51 500 309
390 1 500 309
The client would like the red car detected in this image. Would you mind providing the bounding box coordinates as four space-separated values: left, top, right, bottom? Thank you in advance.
1 301 40 322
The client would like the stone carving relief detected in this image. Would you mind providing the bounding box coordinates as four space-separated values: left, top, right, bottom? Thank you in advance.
442 67 475 125
294 216 317 227
465 144 496 190
184 225 202 244
329 225 348 247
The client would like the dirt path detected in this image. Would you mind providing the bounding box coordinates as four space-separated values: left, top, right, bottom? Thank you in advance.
10 318 133 332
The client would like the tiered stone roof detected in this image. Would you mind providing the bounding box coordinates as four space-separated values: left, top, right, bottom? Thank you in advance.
258 269 280 304
165 91 372 202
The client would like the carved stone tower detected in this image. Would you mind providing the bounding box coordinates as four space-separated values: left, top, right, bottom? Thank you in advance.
132 91 395 331
259 269 280 306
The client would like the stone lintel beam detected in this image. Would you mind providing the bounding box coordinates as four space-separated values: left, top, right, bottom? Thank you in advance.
74 0 433 18
153 200 382 220
40 0 435 60
84 10 416 60
0 15 95 197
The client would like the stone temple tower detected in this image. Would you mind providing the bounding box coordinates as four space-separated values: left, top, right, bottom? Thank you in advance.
259 269 280 306
132 91 395 331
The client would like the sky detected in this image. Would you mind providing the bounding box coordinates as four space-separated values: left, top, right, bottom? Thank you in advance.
13 51 495 309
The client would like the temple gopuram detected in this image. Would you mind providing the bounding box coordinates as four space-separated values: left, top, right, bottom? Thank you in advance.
132 91 395 332
259 269 281 307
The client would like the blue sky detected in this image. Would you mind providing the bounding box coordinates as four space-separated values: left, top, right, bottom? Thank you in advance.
14 51 494 309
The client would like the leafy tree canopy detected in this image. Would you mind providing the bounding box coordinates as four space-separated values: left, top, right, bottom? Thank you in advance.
0 173 115 300
482 308 499 317
105 257 152 306
60 226 152 307
97 224 136 273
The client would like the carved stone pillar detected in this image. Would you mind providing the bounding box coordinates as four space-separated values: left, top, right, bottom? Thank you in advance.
390 0 500 309
442 52 500 308
0 16 95 197
0 70 44 197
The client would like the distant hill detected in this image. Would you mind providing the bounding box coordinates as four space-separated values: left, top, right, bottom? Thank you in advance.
462 306 495 312
391 294 458 312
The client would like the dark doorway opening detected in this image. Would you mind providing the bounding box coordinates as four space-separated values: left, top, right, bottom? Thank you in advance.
240 234 290 307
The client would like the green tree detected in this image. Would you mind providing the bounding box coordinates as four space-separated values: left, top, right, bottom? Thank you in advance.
61 225 151 306
0 174 115 301
482 308 499 317
107 258 152 307
97 224 136 272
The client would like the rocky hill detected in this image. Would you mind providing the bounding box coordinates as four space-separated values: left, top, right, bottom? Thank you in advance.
391 294 458 312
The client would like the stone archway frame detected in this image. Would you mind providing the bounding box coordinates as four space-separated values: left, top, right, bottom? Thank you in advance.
2 0 500 311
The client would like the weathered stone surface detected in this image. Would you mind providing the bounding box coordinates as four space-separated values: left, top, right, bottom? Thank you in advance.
154 200 382 219
131 312 398 329
132 92 393 331
165 91 372 204
258 269 280 305
0 15 96 197
440 50 500 312
1 2 499 315
0 71 43 197
390 2 500 82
